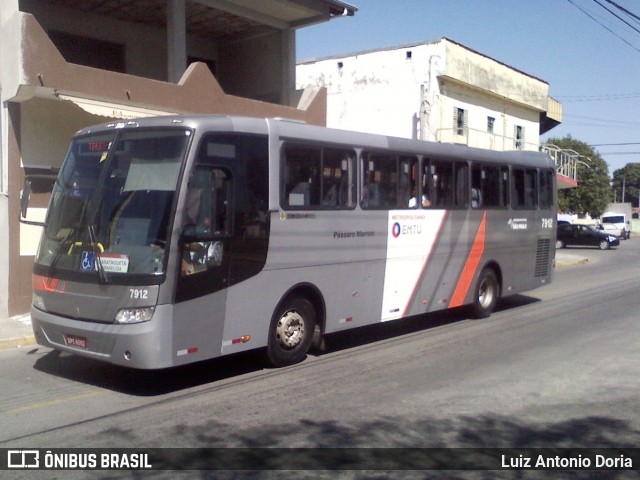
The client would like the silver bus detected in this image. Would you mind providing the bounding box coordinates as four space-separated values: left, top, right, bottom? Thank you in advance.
27 115 556 369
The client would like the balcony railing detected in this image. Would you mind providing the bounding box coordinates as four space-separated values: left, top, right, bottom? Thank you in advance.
540 144 586 187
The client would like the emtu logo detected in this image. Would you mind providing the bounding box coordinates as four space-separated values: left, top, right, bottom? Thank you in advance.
391 222 422 238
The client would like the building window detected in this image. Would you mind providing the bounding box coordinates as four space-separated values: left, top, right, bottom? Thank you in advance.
487 116 495 133
514 125 524 149
454 107 467 136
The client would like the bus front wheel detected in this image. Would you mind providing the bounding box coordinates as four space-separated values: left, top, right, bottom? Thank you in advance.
267 296 315 367
471 268 499 319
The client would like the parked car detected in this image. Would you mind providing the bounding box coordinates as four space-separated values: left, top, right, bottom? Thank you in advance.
556 224 620 250
596 221 625 239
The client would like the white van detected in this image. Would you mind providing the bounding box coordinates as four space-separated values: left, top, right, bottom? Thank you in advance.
601 213 631 239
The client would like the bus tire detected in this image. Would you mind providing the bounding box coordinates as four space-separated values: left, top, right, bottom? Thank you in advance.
471 268 499 319
267 296 315 367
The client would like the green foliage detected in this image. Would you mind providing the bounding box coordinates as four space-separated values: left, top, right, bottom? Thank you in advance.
611 163 640 208
545 135 612 218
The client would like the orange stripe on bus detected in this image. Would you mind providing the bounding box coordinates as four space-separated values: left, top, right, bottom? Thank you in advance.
449 212 486 308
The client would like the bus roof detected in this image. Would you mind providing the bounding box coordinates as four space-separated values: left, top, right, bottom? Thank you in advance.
75 114 555 169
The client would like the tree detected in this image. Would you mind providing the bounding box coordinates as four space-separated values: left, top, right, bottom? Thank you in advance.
545 135 611 218
612 163 640 208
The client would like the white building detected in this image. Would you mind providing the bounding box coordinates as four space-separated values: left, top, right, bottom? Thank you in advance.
297 37 563 154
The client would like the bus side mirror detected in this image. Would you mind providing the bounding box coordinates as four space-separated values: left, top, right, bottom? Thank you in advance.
20 179 32 221
19 173 57 226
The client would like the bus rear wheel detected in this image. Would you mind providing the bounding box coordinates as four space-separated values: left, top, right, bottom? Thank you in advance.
267 296 315 367
471 268 499 319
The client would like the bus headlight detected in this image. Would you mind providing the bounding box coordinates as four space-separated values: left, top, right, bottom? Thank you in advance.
115 307 155 324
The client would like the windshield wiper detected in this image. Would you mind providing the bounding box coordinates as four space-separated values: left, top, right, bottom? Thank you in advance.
88 223 109 284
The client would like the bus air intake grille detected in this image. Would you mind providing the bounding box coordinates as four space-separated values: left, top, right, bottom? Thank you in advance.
534 238 551 277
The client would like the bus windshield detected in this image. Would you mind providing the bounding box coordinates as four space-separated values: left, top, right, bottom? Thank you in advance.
35 128 192 281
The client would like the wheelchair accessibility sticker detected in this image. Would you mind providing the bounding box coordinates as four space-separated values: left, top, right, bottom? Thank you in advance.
81 251 95 271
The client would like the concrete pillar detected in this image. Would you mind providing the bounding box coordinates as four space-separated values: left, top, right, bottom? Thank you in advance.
281 28 295 107
167 0 187 83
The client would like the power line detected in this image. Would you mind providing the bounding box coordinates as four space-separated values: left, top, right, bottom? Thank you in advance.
595 152 640 155
592 0 640 35
562 113 640 127
567 0 640 53
556 92 640 102
602 0 640 25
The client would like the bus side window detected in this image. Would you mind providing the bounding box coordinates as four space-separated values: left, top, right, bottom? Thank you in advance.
499 167 509 207
400 156 420 208
539 169 554 209
471 164 483 209
454 162 468 208
512 168 537 209
284 146 320 207
181 167 230 276
322 149 356 208
422 160 434 208
283 145 355 209
361 152 400 209
431 161 453 207
478 165 498 208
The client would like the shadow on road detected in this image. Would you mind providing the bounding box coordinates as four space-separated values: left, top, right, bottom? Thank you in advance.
75 414 640 480
31 294 541 397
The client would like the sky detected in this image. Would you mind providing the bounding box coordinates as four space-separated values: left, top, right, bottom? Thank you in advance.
296 0 640 176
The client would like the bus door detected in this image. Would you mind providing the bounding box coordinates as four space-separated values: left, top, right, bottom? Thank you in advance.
176 166 232 301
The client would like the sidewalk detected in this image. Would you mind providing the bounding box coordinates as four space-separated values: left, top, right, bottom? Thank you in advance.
0 250 587 351
0 313 35 350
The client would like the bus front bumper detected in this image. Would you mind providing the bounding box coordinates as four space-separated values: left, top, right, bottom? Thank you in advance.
31 304 174 369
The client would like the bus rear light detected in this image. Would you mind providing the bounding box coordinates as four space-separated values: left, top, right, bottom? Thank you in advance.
33 274 66 293
115 307 155 324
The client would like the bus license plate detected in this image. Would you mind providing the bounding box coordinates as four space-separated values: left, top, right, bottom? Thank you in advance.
65 334 87 349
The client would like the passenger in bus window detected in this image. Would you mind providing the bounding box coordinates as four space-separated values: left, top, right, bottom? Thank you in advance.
361 182 380 208
322 184 337 206
409 186 430 208
471 188 482 208
289 180 310 206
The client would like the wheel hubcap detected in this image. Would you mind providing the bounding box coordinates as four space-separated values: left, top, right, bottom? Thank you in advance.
276 310 305 349
478 279 494 308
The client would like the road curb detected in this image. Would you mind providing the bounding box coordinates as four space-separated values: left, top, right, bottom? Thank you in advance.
556 257 589 268
0 335 36 350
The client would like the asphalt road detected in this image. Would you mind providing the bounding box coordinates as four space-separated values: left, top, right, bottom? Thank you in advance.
1 238 639 479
